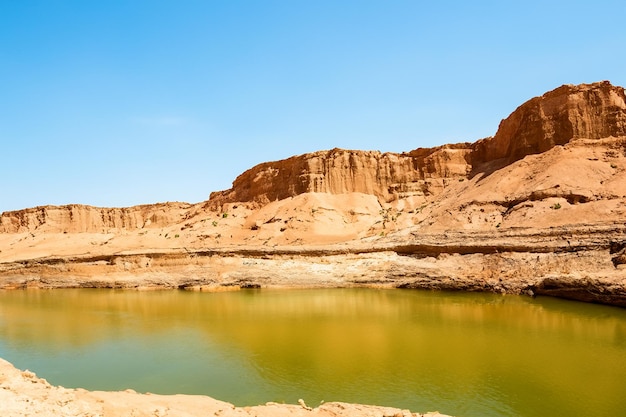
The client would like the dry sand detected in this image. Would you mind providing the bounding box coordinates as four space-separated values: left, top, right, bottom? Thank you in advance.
0 358 449 417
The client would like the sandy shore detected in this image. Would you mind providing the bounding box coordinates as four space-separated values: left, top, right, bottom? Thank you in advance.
0 358 451 417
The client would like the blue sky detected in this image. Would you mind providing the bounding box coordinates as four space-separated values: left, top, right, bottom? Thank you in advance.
1 0 625 213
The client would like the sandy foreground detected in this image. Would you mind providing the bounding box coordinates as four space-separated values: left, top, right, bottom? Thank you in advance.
0 358 451 417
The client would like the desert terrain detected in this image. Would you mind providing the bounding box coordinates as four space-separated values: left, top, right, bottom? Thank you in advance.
1 81 626 415
1 81 625 306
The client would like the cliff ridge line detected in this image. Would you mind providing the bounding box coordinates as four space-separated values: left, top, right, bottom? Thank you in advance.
209 80 626 207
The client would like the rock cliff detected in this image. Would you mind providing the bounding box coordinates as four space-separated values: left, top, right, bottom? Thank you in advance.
1 81 626 308
210 81 626 206
208 144 473 207
471 81 626 164
0 203 191 234
4 81 624 230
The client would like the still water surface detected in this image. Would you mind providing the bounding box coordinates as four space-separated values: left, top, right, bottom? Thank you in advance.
0 289 625 417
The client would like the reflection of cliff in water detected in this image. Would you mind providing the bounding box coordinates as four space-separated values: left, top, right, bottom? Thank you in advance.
1 289 625 416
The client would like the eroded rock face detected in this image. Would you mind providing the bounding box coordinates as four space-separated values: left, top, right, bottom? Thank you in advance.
1 82 626 309
210 81 626 206
0 203 191 233
3 81 626 237
472 81 626 163
209 145 473 207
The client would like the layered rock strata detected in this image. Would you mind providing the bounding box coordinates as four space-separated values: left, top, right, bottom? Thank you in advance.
472 80 626 164
1 81 626 309
1 224 624 306
0 203 191 234
208 144 472 207
210 81 626 206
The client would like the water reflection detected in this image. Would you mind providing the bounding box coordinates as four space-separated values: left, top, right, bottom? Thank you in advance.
0 289 625 417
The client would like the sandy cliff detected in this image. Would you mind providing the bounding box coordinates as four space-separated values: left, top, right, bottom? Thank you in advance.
209 81 626 207
1 81 626 308
0 203 191 234
207 144 472 207
472 80 626 163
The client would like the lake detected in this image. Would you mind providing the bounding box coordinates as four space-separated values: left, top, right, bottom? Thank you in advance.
0 288 625 417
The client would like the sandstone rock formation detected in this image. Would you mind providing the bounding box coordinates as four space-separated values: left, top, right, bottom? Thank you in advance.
0 203 191 234
472 81 626 164
207 145 472 207
209 81 626 207
1 81 626 308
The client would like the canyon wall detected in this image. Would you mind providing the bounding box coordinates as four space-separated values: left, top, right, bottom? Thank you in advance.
0 203 190 234
471 81 626 163
3 81 626 232
208 145 472 206
210 81 626 206
2 81 626 308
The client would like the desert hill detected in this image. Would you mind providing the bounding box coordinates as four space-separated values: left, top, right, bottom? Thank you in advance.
1 81 625 306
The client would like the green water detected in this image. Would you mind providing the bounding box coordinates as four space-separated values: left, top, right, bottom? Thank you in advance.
0 289 625 417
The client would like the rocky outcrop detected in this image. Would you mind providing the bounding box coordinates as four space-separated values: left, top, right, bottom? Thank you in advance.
4 82 625 228
471 81 626 164
208 145 473 207
0 203 191 234
210 81 626 207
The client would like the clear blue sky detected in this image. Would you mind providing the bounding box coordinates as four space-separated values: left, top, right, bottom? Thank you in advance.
1 0 625 213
